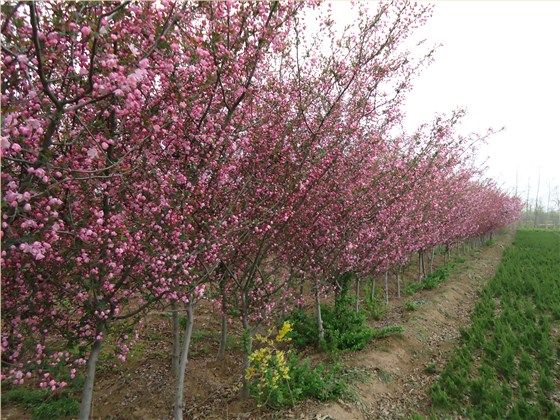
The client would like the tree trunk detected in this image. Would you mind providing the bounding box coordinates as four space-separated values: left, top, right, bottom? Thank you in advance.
418 250 425 281
240 309 252 398
315 280 325 345
298 279 305 309
217 276 228 361
218 313 228 361
396 269 401 299
429 247 435 273
78 327 105 420
354 277 360 313
384 271 389 305
279 301 286 324
173 301 195 420
171 301 180 377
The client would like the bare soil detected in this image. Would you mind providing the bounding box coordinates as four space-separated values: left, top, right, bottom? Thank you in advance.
1 230 514 420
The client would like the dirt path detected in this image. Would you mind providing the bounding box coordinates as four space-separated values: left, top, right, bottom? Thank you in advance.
294 229 515 420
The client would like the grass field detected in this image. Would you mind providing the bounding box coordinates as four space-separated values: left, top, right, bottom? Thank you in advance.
430 229 560 418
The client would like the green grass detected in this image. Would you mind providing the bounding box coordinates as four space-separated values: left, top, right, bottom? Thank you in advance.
0 387 79 419
430 229 560 418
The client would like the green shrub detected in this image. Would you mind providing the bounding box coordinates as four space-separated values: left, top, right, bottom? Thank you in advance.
287 357 350 403
285 309 317 349
406 281 423 296
422 265 451 290
1 388 50 407
406 263 452 295
287 276 377 353
454 255 467 264
321 304 374 353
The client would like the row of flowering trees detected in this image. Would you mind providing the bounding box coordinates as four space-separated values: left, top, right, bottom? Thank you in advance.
1 1 522 419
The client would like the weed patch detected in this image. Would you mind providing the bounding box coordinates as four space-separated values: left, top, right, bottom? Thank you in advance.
406 263 453 295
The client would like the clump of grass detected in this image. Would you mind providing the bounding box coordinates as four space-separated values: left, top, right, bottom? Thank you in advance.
424 363 438 374
371 325 404 339
405 301 417 311
454 255 467 264
407 263 453 296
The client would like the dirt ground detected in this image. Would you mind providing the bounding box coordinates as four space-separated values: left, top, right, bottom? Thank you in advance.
1 230 514 420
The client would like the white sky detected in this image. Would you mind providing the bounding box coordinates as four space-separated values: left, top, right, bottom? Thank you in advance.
401 1 560 207
327 1 560 208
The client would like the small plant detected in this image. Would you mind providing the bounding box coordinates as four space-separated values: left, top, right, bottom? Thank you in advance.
454 255 467 264
424 363 438 374
422 265 451 290
287 278 377 354
405 301 417 311
406 281 423 296
31 397 80 419
407 263 453 295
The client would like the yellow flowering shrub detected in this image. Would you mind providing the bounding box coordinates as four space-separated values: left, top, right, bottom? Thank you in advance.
245 321 292 405
245 320 352 408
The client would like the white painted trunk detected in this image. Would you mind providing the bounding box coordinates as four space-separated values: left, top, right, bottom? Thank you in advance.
171 301 180 377
384 271 389 305
173 302 194 420
315 280 325 344
78 329 104 420
355 277 360 313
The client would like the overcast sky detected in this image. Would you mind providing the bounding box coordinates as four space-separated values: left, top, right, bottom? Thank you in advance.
400 1 560 208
